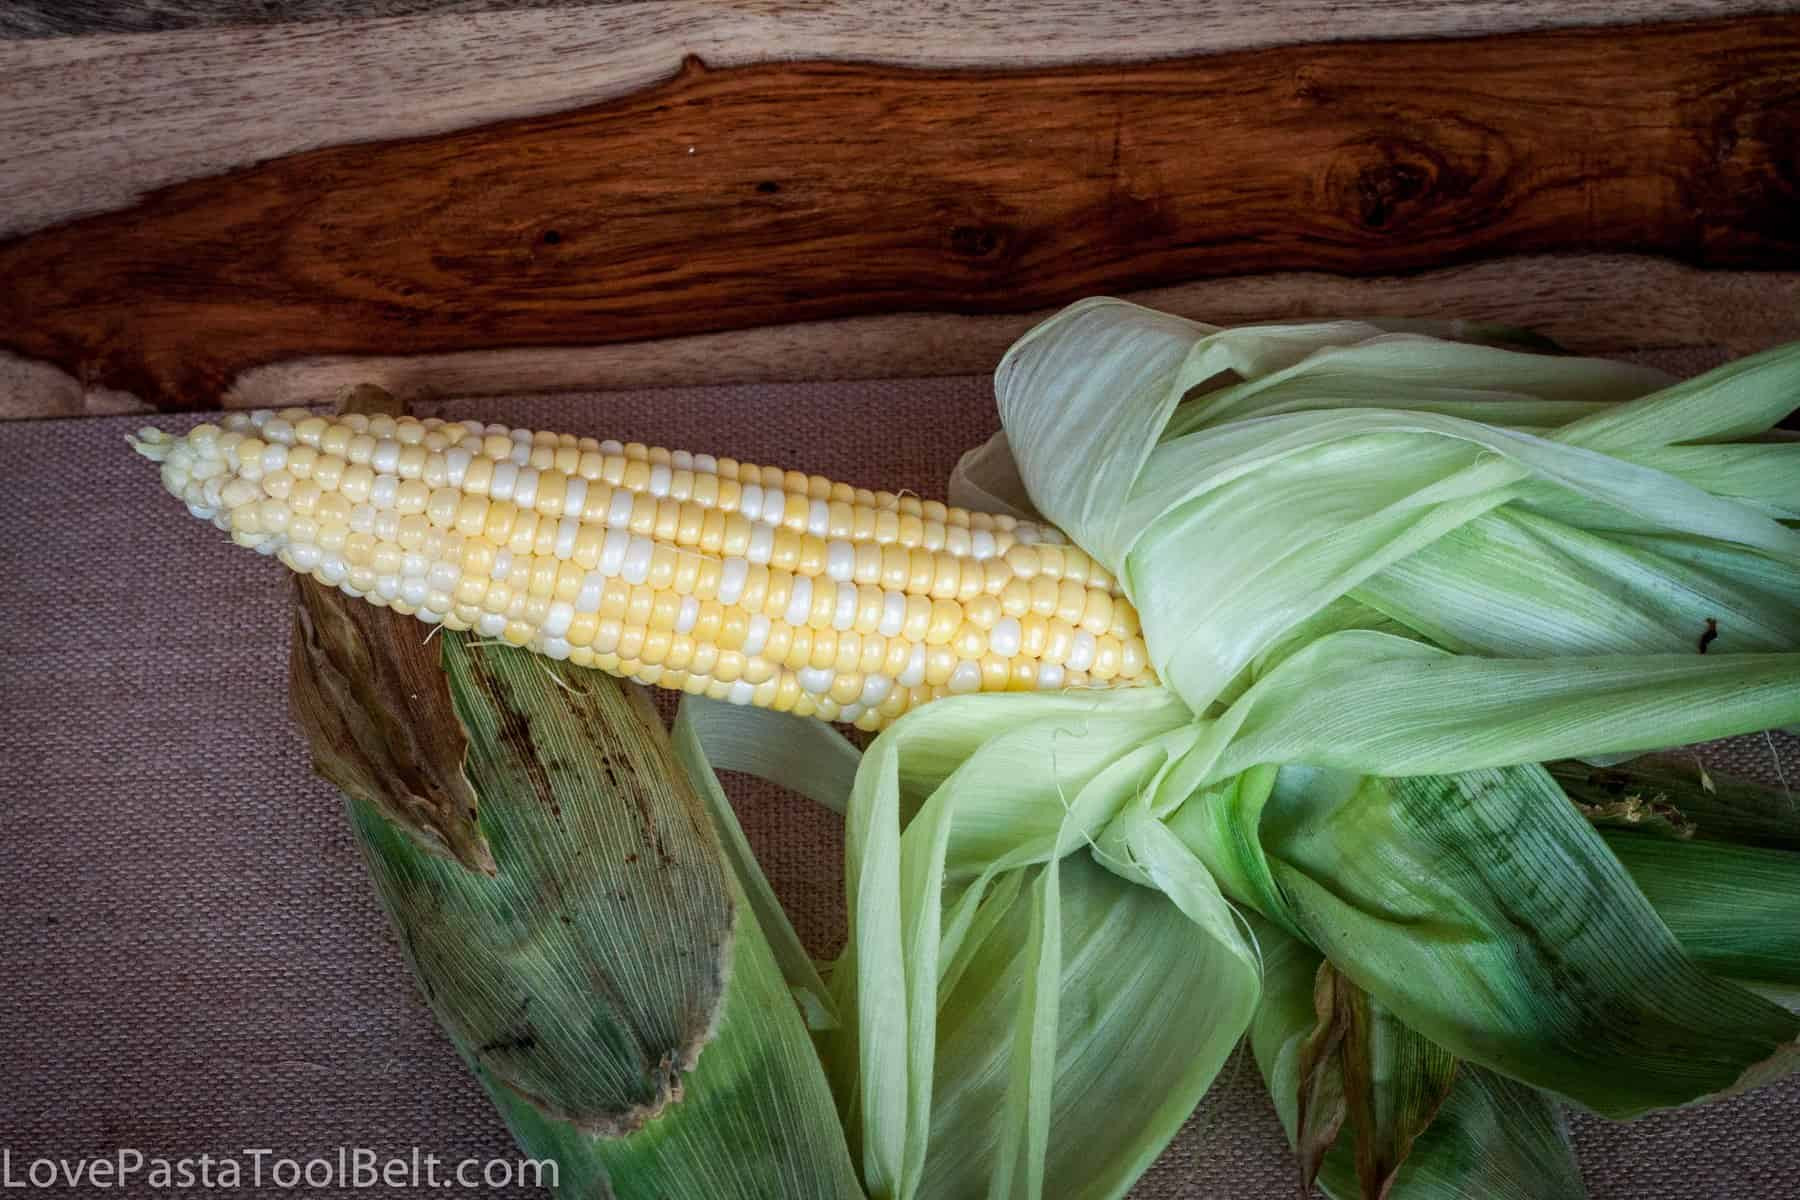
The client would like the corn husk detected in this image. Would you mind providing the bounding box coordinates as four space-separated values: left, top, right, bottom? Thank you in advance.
291 578 863 1198
1248 915 1583 1200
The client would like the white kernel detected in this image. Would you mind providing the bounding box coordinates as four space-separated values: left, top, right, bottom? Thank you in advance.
599 529 628 576
671 450 694 470
370 475 399 509
400 577 430 606
375 574 402 600
718 558 748 605
760 491 786 526
607 488 635 528
860 674 892 706
838 703 865 724
948 660 982 694
554 516 580 559
371 439 401 474
489 461 519 501
285 543 322 571
807 499 831 537
675 595 700 635
493 548 514 580
833 583 857 631
401 553 429 577
543 600 574 638
542 637 571 660
427 561 460 592
878 592 906 638
509 426 532 441
971 530 997 559
621 536 655 585
743 613 770 656
798 666 834 695
508 440 532 466
563 476 587 518
512 467 539 509
826 541 855 582
693 453 717 474
746 524 774 565
897 644 927 688
1067 631 1097 672
576 572 605 613
318 555 348 585
739 483 764 521
445 448 472 486
261 443 288 472
477 612 506 637
990 617 1022 658
1036 663 1065 690
728 679 757 707
417 606 443 624
785 577 813 627
261 417 294 443
349 504 376 533
599 439 624 455
648 463 672 498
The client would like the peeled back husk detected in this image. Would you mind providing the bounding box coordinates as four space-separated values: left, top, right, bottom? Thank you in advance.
291 577 864 1199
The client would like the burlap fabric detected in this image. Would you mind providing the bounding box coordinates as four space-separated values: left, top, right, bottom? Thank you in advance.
2 369 1795 1198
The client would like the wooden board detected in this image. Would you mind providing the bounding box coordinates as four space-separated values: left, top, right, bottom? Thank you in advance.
4 15 1797 415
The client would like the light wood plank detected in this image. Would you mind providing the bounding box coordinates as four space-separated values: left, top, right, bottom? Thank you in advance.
2 2 1789 238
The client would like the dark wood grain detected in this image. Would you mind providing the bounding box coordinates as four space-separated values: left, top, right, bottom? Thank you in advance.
4 16 1796 411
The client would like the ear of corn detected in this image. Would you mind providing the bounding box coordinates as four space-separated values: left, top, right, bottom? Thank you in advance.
134 409 1153 731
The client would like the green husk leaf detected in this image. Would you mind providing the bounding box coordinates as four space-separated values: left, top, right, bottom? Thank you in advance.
1549 753 1800 995
1254 762 1800 1117
301 585 862 1197
831 689 1259 1200
344 629 735 1133
1249 917 1585 1200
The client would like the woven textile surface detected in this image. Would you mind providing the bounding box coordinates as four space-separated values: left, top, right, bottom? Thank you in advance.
1 367 1795 1198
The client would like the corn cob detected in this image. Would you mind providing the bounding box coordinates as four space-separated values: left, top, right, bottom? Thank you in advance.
134 408 1153 729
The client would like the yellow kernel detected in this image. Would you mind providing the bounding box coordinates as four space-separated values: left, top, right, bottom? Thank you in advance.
902 594 932 643
829 672 864 705
721 515 752 558
555 561 584 602
397 445 428 480
1056 579 1088 625
467 456 502 499
1080 588 1114 635
649 590 681 631
693 600 723 644
395 479 430 515
617 626 646 661
952 623 987 660
809 628 839 670
853 543 882 586
533 470 567 516
319 424 351 457
783 625 813 670
647 545 678 591
924 646 957 687
1091 636 1122 681
502 620 533 646
573 525 605 568
483 500 518 543
640 629 672 667
771 528 802 573
980 655 1010 691
925 598 962 645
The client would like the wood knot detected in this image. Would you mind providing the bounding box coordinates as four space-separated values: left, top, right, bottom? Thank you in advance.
1328 137 1457 233
948 224 1004 258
